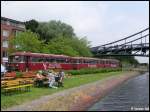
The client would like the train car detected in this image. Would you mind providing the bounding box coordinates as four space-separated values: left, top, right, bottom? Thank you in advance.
6 52 120 72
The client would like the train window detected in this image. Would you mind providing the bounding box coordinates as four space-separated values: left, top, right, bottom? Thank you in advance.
113 61 116 64
83 60 87 63
96 60 98 64
89 60 93 64
55 58 66 63
73 59 78 63
102 60 105 64
38 58 43 62
45 58 53 63
97 60 99 64
99 60 102 64
31 57 44 62
45 58 50 62
50 58 56 63
92 60 97 64
106 61 108 64
11 56 24 62
43 58 47 62
62 58 66 63
92 60 95 64
83 60 87 64
79 59 82 64
70 59 73 63
111 61 114 64
106 60 109 64
31 57 37 62
88 60 91 64
76 59 79 63
86 60 90 64
65 58 69 63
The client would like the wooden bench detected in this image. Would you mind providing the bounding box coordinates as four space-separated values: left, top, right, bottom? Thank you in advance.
1 79 34 96
3 84 33 95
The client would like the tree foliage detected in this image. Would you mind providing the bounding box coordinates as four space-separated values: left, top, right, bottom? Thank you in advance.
9 30 47 54
9 31 92 57
22 19 92 57
46 36 92 57
26 20 75 43
24 19 39 33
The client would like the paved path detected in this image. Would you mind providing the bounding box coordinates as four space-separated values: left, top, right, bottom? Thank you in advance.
3 71 140 111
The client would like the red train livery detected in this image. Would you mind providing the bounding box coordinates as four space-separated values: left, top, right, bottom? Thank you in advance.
6 52 120 71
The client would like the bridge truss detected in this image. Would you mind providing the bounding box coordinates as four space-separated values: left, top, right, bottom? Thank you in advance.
91 28 149 57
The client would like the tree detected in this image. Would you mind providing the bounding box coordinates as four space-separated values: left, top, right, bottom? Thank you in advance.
46 36 92 57
25 19 39 33
67 37 92 57
36 20 75 43
12 20 92 57
8 30 48 54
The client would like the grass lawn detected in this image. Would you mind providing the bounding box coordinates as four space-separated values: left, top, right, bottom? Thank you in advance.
1 71 124 109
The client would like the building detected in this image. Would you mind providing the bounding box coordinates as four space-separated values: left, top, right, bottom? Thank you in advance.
1 17 25 65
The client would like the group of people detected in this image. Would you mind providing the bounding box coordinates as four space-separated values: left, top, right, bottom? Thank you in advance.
35 69 65 89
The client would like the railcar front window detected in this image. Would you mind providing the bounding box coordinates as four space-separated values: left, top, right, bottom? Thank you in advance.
10 56 24 62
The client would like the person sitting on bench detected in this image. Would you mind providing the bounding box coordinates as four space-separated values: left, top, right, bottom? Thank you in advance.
35 70 45 87
57 70 65 87
47 70 57 89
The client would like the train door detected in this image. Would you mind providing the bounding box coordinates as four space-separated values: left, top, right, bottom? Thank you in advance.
25 56 30 71
71 59 77 70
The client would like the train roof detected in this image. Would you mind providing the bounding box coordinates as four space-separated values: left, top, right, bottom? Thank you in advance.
10 52 119 62
71 56 119 61
10 52 69 58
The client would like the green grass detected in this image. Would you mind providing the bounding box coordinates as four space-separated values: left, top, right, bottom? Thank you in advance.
1 71 124 109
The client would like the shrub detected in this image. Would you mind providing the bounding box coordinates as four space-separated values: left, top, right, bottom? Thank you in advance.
16 71 23 78
65 68 122 75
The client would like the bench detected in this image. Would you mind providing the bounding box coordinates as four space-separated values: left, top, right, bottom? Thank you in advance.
3 84 33 95
1 79 34 95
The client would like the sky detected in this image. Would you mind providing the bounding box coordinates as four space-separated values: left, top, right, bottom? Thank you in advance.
1 1 149 63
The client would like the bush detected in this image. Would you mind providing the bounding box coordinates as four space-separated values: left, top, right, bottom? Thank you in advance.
16 71 23 78
65 68 122 75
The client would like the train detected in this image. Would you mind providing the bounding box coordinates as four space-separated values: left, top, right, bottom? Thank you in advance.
6 52 121 72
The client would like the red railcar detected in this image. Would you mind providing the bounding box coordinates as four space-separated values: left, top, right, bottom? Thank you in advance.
6 52 120 71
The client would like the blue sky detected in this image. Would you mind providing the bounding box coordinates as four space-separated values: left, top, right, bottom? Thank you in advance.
1 1 149 63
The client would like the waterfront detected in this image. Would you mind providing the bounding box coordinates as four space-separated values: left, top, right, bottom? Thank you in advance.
88 72 149 111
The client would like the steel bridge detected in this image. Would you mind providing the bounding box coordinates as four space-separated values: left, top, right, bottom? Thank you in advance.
91 28 149 57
